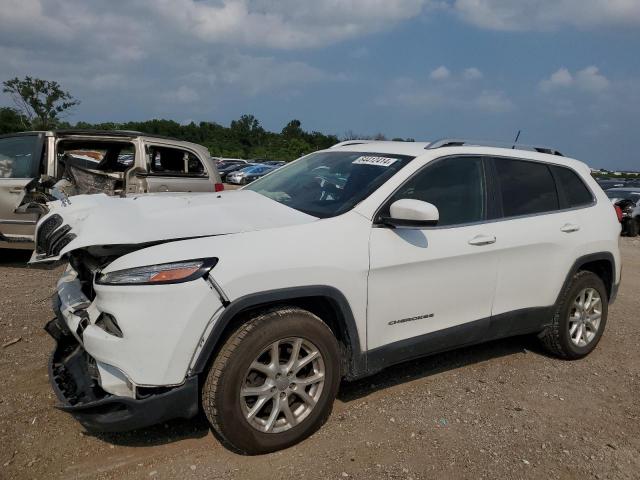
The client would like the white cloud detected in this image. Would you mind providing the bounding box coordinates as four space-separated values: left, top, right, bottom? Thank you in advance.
473 90 514 112
213 55 344 95
540 68 574 91
175 86 199 103
463 67 483 80
379 75 514 113
430 66 451 80
453 0 640 31
540 66 609 93
575 66 610 93
152 0 433 49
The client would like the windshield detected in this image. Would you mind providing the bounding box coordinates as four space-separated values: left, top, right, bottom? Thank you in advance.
246 151 413 218
0 135 42 178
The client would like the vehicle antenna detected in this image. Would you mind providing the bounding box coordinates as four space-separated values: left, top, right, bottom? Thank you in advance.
512 130 521 149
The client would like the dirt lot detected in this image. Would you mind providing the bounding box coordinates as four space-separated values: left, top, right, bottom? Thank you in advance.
1 239 639 480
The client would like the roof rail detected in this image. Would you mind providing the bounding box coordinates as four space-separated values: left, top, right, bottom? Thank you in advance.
425 138 564 157
331 140 377 148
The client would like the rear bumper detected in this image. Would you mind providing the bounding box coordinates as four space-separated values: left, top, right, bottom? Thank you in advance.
45 310 199 432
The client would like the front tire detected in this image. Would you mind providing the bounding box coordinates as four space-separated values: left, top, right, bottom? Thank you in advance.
540 271 608 359
201 308 341 454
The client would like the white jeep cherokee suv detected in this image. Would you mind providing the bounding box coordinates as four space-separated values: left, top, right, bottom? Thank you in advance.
34 139 621 454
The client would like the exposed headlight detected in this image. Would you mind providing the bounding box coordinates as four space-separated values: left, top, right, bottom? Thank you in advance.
96 258 217 286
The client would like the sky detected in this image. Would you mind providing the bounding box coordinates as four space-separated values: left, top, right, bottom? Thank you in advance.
0 0 639 170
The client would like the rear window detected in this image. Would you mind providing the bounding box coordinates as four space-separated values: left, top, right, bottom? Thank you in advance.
551 166 593 208
494 157 559 217
0 135 42 178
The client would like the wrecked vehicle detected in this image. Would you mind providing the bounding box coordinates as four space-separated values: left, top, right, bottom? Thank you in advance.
0 130 223 250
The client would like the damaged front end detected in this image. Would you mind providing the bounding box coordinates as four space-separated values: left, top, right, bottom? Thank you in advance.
46 262 199 432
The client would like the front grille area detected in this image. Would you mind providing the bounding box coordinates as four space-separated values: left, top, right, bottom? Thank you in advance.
51 233 76 257
36 214 63 254
36 214 76 257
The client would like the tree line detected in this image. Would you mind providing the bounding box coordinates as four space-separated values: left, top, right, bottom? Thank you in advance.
0 76 345 161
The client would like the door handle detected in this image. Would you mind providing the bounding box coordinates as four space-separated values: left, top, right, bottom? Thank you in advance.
468 234 496 246
560 223 581 233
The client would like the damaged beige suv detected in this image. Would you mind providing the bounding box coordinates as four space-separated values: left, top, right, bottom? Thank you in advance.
0 130 223 250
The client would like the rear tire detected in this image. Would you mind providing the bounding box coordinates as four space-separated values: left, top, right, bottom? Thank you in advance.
540 271 608 359
626 218 639 237
201 308 341 454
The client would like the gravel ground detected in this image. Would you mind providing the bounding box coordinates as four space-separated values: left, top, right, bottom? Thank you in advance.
1 238 639 479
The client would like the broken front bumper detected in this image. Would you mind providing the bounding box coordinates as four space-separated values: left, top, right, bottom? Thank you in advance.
46 301 199 432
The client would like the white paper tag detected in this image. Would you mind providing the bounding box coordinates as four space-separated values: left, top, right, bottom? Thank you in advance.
352 156 398 167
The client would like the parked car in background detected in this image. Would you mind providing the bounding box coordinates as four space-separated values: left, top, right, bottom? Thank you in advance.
0 130 222 250
218 162 257 181
597 179 626 190
226 164 276 185
35 138 620 454
606 188 640 236
214 157 248 166
261 160 286 167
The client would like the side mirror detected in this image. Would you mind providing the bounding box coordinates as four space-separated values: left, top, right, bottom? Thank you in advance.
380 199 439 229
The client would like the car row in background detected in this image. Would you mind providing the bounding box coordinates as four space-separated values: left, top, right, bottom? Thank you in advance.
226 164 278 184
212 157 286 184
608 187 640 237
597 178 640 190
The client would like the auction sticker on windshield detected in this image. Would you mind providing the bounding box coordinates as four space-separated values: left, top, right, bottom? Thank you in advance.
352 156 399 167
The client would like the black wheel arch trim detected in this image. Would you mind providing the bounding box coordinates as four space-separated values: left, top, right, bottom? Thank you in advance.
191 285 367 379
558 252 618 304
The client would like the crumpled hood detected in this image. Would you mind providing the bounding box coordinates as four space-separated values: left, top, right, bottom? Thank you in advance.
32 190 316 261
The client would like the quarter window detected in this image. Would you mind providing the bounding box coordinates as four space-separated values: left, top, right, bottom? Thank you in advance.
494 158 559 217
148 146 207 176
551 166 593 208
383 156 485 226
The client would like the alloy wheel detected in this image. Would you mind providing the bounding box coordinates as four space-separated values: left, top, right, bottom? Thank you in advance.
240 337 325 433
568 287 602 347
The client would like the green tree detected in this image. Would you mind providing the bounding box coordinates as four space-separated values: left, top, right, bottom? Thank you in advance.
0 107 28 134
2 76 80 129
281 119 303 138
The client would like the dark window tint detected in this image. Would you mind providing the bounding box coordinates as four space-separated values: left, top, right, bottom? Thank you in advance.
551 166 593 207
384 156 485 226
494 158 559 217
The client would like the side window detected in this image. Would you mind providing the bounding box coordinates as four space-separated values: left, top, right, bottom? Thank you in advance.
0 136 41 178
494 158 559 217
383 156 485 226
550 166 593 208
187 155 206 175
148 146 207 176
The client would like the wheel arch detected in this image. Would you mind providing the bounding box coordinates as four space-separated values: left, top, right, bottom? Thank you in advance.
558 252 616 303
191 286 367 380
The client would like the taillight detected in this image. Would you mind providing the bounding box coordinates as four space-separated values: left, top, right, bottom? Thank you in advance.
614 205 623 222
214 183 224 192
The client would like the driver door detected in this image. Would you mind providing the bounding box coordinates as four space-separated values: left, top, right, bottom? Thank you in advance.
0 134 44 245
366 156 499 362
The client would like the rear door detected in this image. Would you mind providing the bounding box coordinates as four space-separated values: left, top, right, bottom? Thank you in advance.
143 143 214 193
487 157 587 334
0 134 44 244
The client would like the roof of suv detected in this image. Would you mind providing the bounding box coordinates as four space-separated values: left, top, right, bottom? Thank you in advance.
330 139 589 172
